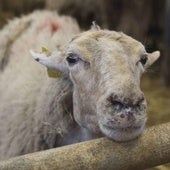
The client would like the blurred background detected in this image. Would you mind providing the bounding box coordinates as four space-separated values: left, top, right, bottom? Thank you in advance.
0 0 169 169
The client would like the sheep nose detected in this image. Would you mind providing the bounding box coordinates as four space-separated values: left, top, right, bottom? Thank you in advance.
107 94 146 111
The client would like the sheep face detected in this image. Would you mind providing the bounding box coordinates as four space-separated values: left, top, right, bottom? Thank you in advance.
31 30 160 142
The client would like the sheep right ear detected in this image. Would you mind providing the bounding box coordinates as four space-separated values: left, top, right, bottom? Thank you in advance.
144 51 160 69
91 21 101 31
30 49 69 77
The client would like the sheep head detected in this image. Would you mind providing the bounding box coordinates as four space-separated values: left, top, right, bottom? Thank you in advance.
30 29 160 142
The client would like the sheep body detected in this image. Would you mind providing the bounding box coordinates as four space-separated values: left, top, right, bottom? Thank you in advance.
0 10 80 160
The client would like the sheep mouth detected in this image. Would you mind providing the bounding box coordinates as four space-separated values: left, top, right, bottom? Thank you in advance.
99 123 145 142
103 124 141 131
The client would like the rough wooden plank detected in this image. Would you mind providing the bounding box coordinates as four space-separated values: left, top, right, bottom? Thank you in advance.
0 122 170 170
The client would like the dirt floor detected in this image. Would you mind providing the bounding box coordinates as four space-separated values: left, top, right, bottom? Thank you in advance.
142 75 170 127
142 73 170 170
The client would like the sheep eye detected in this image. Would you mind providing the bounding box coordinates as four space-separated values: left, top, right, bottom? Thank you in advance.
66 53 79 64
140 54 148 65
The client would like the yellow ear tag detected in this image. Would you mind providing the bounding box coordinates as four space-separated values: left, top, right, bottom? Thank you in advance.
47 68 62 78
41 46 52 56
41 46 49 53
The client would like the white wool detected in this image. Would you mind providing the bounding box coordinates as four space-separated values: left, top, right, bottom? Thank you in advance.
0 10 80 160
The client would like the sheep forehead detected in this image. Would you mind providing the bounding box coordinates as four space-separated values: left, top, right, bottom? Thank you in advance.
69 30 145 62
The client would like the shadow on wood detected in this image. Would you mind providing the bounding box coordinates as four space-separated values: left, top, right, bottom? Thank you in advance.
0 122 170 170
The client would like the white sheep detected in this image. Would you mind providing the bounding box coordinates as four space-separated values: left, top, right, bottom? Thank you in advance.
0 10 160 161
0 10 80 160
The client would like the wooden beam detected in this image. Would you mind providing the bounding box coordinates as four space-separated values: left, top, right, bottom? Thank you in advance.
0 122 170 170
162 0 170 86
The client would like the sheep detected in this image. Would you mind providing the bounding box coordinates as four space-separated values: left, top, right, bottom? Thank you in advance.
0 10 80 160
0 10 160 161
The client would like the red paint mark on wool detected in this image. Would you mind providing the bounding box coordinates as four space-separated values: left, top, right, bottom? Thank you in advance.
50 20 60 32
39 17 61 33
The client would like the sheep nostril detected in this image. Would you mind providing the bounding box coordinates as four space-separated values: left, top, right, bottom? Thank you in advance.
134 96 145 106
111 100 124 111
107 95 125 110
112 100 123 106
107 96 122 108
139 97 144 103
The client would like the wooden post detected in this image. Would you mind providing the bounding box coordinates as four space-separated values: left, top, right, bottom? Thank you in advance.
162 0 170 86
0 122 170 170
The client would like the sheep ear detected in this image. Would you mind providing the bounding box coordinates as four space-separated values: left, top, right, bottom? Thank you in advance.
145 51 160 68
30 49 68 77
91 21 101 31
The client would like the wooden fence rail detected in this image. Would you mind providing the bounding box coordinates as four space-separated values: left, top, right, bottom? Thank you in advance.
0 122 170 170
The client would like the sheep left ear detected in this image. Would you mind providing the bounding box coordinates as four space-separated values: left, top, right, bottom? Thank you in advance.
30 49 69 78
145 51 160 68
